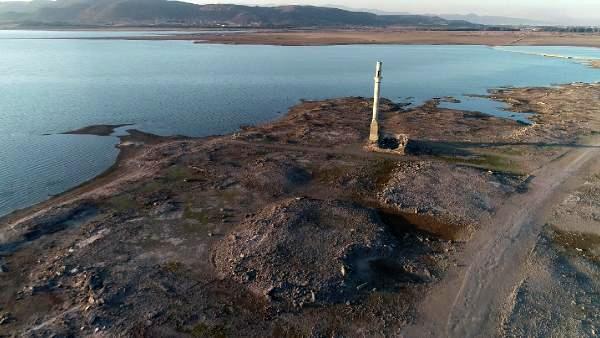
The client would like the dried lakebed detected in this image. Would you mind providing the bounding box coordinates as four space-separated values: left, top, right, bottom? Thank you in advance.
0 84 599 336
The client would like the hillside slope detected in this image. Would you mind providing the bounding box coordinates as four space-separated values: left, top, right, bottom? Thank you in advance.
0 0 480 28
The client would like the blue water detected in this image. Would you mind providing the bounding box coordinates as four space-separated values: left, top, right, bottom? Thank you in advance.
0 29 242 39
0 33 599 217
495 46 600 61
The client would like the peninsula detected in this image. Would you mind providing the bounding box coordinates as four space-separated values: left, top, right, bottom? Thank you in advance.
1 81 598 336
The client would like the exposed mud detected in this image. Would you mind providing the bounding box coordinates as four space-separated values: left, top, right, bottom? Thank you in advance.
60 124 133 136
379 161 525 241
0 83 598 336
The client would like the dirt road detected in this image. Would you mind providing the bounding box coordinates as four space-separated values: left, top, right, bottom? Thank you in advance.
403 138 600 337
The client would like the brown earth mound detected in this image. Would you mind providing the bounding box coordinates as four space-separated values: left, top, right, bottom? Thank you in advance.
380 161 526 240
213 198 428 307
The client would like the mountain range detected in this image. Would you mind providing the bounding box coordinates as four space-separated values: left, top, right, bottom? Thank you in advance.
0 0 481 28
436 13 552 26
326 5 558 26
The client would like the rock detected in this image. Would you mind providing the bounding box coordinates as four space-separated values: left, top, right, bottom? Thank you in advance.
213 199 399 306
87 274 104 291
356 282 368 291
0 312 11 325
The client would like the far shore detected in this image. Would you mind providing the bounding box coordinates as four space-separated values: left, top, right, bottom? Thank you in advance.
189 30 600 48
7 28 600 48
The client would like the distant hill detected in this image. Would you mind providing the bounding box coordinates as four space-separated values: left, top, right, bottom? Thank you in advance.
324 5 556 27
0 0 482 29
439 13 552 26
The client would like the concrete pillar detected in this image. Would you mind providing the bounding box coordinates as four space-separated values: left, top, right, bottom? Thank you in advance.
369 61 383 143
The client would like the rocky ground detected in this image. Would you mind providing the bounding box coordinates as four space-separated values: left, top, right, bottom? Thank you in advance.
503 167 600 338
0 83 598 337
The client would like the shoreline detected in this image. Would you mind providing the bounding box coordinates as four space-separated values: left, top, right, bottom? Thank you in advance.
4 29 600 48
2 80 598 226
60 124 133 137
0 82 599 336
151 30 600 48
0 129 173 228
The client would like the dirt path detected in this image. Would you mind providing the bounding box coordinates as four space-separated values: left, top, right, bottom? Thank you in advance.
402 139 600 338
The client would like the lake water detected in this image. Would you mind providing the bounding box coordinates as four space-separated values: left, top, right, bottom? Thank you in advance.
0 29 246 39
1 31 599 217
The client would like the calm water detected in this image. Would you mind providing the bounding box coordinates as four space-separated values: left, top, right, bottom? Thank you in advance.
1 32 599 217
495 45 600 60
0 29 245 39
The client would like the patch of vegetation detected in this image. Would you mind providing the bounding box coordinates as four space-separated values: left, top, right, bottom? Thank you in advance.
218 190 238 206
189 323 227 338
106 194 137 212
370 159 399 188
271 322 306 338
493 146 528 156
163 261 185 273
165 165 194 182
314 165 350 184
182 205 211 233
441 154 523 175
551 227 600 262
137 181 163 194
139 236 162 250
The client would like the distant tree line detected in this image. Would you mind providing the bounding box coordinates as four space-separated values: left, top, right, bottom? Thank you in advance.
540 26 600 33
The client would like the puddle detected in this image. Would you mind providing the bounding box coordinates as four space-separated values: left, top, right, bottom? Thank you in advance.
439 95 534 124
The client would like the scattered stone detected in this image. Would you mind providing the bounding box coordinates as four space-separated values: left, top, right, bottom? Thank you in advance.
214 198 403 306
0 312 11 325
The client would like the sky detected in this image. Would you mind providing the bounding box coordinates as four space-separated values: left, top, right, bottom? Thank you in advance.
185 0 600 25
1 0 599 25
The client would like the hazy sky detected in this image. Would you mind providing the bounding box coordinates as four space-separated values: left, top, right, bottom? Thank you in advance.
186 0 600 24
2 0 599 24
